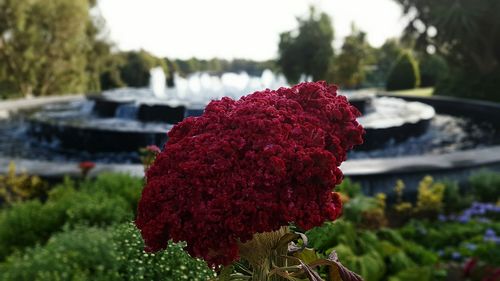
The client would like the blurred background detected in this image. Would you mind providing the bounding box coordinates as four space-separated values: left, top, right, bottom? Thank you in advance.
0 1 499 281
3 0 496 100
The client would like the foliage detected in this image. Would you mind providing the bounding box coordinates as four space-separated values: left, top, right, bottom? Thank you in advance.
386 51 420 91
113 223 215 281
365 39 403 87
277 7 334 83
0 0 107 97
415 176 445 217
0 162 47 206
307 221 441 281
172 58 275 77
336 177 363 198
395 0 500 101
435 67 500 102
469 170 500 202
118 50 168 88
0 226 120 281
441 180 473 214
0 223 215 281
333 25 374 89
417 54 448 87
396 0 500 76
0 173 142 259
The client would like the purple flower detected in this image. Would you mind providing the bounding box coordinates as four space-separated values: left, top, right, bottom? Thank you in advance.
451 252 462 260
465 243 477 251
485 228 496 238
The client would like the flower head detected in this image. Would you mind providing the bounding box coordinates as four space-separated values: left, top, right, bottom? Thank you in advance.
145 145 161 154
136 81 364 266
78 161 95 177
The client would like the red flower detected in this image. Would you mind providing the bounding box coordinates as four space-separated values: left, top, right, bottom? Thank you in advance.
463 258 478 276
79 161 96 170
136 81 364 266
78 161 95 177
145 145 161 154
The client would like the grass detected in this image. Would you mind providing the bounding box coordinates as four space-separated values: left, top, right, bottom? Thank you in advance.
388 87 434 97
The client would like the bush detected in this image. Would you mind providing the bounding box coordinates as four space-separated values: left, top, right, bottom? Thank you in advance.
414 176 445 218
113 223 215 281
307 221 441 281
336 177 362 198
0 201 59 259
469 170 500 202
77 173 143 213
418 54 448 87
0 173 142 260
0 226 119 281
0 223 215 281
386 51 420 91
435 67 500 103
442 180 473 214
0 162 47 206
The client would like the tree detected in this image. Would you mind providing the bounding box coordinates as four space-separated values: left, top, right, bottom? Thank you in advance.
332 24 373 89
0 0 91 97
417 53 448 87
118 50 168 88
84 9 121 93
386 51 420 91
278 7 334 83
395 0 500 101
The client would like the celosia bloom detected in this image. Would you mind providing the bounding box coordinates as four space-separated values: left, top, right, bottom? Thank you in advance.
136 81 364 266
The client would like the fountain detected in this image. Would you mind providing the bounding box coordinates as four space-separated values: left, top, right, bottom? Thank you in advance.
1 69 500 193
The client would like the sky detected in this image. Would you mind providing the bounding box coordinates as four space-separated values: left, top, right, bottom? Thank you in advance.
97 0 409 61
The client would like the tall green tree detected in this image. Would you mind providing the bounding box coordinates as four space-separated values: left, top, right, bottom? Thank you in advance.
332 25 373 89
278 7 334 83
386 51 420 91
117 50 167 88
395 0 500 101
0 0 91 97
375 39 404 82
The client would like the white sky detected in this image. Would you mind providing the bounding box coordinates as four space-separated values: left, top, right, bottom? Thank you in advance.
97 0 408 61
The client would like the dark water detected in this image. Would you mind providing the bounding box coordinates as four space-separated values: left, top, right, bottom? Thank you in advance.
1 107 499 164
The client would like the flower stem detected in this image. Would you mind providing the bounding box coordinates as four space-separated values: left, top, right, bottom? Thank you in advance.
238 227 290 281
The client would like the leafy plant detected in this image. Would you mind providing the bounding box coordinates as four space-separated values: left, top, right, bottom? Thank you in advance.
0 162 47 206
469 170 500 203
0 173 142 260
386 51 420 91
113 223 215 281
0 223 215 281
442 180 473 214
336 177 363 198
414 176 445 218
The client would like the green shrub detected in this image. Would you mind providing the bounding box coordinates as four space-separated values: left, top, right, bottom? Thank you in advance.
0 226 120 281
442 180 472 214
435 67 500 103
386 51 420 91
77 173 143 212
0 162 48 206
0 201 60 259
418 54 448 87
399 220 500 251
0 173 142 260
388 266 435 281
469 170 500 202
308 221 441 281
336 177 362 198
113 223 215 281
0 223 215 281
